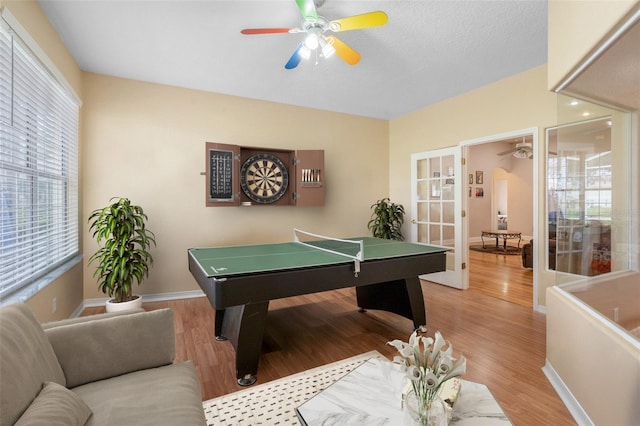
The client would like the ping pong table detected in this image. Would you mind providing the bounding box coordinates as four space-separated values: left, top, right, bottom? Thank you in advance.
188 235 446 385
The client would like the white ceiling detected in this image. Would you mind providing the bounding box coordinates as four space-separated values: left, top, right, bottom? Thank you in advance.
37 0 548 120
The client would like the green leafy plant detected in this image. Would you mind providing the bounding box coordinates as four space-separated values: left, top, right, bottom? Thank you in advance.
88 197 156 303
367 198 405 240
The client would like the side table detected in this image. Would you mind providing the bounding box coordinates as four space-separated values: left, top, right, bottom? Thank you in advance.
481 230 522 253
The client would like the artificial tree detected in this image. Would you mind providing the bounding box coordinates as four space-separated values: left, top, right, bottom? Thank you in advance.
88 197 156 304
367 198 405 240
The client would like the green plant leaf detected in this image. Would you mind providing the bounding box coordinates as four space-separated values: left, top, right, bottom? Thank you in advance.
87 197 156 302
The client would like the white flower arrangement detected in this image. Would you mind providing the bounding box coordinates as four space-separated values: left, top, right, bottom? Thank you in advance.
387 330 466 409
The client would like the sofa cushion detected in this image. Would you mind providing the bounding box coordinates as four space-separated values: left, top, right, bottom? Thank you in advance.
14 382 92 426
0 303 66 426
45 308 175 388
72 361 205 426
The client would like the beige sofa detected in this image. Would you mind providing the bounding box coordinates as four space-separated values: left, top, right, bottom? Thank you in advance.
0 303 206 426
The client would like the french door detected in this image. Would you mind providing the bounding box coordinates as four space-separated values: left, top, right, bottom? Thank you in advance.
410 147 467 289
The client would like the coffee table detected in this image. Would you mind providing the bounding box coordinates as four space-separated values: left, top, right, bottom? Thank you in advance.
481 230 522 253
296 357 511 425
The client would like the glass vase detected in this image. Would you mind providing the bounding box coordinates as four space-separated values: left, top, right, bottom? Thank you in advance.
404 390 448 426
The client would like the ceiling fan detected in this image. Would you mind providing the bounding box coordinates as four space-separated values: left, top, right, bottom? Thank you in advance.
497 138 533 159
240 0 388 69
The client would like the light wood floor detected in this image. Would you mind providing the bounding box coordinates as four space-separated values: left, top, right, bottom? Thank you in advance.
468 247 533 307
82 253 573 425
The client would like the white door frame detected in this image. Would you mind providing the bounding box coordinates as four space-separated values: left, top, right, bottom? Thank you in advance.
460 127 540 311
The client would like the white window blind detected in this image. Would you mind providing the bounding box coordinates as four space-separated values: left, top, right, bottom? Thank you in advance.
0 18 79 299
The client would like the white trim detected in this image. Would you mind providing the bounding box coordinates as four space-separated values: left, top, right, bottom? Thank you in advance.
0 7 81 106
542 361 594 426
80 290 206 312
460 127 540 310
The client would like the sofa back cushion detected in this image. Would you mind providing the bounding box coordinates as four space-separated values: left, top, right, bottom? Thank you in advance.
0 303 66 426
44 308 176 388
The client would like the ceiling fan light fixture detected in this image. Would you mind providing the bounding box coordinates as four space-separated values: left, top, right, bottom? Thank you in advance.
319 37 335 58
304 33 319 50
513 150 529 159
240 1 388 69
299 45 312 60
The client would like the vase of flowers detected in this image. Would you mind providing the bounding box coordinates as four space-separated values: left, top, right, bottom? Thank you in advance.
388 330 466 426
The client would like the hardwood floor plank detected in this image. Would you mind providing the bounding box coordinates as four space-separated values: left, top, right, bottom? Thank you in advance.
468 247 533 307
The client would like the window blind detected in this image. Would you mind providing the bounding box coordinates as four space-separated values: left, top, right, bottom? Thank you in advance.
0 18 79 299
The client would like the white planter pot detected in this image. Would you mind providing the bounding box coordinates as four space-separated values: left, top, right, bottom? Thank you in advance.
105 295 143 313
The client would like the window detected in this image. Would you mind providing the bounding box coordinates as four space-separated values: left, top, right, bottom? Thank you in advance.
0 18 79 299
547 115 618 277
547 118 612 223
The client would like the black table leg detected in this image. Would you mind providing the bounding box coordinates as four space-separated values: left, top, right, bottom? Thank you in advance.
355 277 426 330
214 309 227 341
220 301 269 386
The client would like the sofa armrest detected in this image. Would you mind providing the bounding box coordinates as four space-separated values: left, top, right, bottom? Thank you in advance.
44 309 176 388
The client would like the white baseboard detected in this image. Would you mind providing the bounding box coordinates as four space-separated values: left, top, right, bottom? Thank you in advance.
541 360 593 426
77 290 206 316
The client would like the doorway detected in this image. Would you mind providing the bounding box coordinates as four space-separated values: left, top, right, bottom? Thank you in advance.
462 128 537 309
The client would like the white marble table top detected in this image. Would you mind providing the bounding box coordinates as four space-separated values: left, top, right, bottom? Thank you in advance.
295 357 511 425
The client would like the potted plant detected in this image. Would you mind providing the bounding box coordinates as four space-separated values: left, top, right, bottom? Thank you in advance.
367 198 405 240
88 197 156 312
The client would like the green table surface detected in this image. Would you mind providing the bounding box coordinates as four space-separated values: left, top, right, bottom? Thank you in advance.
189 237 445 278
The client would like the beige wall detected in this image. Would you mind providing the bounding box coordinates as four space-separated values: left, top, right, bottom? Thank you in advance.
81 73 389 300
2 0 84 322
389 65 557 306
547 0 639 90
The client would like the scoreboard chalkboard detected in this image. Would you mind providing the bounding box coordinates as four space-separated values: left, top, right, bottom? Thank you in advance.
208 148 234 201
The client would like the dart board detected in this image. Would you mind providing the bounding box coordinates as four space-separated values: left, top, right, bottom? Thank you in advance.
240 153 289 203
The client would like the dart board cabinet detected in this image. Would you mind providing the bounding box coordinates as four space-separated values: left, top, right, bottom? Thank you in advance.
205 142 324 207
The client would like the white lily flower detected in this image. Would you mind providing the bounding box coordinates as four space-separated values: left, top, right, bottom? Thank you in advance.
387 339 407 352
408 331 419 349
442 354 467 382
407 365 422 382
392 355 409 366
429 331 446 364
437 357 452 377
424 371 438 389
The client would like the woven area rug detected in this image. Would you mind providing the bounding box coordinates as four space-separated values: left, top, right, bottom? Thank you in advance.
202 350 384 425
469 244 521 255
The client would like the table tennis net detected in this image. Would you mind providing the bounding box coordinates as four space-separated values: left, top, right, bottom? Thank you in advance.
293 228 364 261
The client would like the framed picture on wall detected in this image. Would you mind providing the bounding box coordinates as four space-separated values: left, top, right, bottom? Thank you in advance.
475 187 484 197
476 171 483 184
469 174 474 184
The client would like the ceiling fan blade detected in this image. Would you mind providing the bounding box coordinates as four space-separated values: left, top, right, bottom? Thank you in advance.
329 11 388 32
326 36 360 65
241 28 293 35
295 0 318 21
285 43 304 69
497 149 514 156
